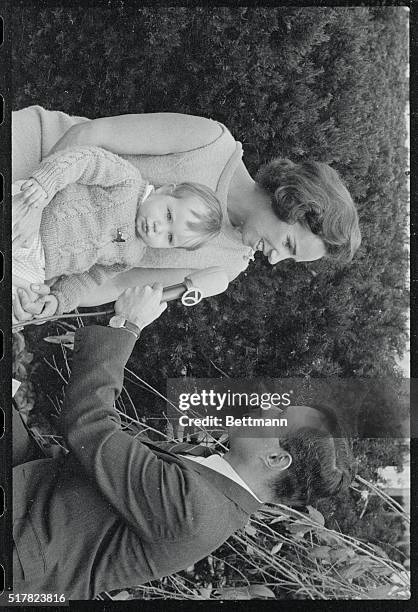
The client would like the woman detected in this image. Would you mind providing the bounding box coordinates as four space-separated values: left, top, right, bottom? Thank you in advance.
12 106 361 312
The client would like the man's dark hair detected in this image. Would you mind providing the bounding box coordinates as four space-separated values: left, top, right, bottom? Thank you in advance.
270 406 354 507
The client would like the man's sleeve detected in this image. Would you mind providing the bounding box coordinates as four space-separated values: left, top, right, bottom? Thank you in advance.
30 145 143 198
60 326 202 541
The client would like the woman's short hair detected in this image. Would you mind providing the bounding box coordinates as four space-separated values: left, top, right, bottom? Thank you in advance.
256 159 361 263
172 182 223 250
270 407 354 506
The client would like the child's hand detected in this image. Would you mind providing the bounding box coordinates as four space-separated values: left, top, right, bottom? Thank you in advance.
19 178 50 209
12 287 58 329
34 294 59 320
12 289 37 328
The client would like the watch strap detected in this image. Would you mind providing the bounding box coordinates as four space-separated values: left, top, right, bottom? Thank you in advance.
123 319 142 338
108 314 142 340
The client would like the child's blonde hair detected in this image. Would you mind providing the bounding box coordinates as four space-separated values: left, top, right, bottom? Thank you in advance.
170 182 223 250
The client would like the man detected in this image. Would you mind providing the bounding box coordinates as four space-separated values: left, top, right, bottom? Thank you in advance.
12 285 353 600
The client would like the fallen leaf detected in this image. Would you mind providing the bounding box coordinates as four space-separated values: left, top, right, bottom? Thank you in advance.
271 543 283 555
307 505 325 526
215 587 251 600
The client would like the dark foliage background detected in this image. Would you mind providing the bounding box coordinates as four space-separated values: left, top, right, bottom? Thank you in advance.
12 4 409 382
12 3 410 582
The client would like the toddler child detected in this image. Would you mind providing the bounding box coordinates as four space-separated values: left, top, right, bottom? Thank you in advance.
12 145 222 319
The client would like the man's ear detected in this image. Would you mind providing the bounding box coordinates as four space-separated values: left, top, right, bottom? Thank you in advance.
267 450 292 471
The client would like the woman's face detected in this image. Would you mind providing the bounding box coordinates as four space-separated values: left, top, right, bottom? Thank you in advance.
241 205 326 264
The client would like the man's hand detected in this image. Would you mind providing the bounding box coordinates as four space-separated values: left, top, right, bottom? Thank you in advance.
114 284 167 331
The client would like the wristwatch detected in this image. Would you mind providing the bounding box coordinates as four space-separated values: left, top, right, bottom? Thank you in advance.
108 314 142 340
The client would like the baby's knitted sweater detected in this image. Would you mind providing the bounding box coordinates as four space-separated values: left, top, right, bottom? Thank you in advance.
31 146 148 314
13 107 254 283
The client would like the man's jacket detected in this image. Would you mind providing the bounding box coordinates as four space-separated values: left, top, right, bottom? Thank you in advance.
13 326 262 600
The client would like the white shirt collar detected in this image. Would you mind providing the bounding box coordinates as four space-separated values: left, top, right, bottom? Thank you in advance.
181 453 263 502
141 182 155 203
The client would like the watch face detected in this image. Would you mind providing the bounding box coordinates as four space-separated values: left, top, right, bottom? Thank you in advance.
109 314 126 328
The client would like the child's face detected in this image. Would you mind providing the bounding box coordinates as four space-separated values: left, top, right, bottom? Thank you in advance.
136 186 206 248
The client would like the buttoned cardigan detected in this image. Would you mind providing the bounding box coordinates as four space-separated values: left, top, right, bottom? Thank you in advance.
32 145 148 313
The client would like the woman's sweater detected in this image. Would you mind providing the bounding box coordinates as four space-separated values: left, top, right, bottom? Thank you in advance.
13 106 254 282
31 146 148 314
